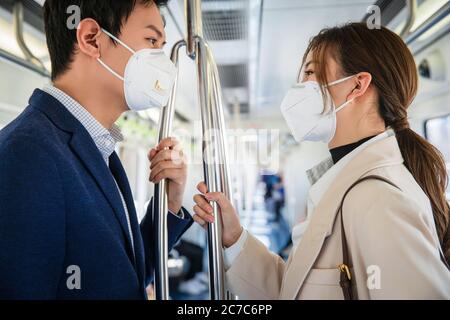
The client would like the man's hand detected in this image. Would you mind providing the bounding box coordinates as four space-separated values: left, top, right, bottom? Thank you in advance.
149 138 187 214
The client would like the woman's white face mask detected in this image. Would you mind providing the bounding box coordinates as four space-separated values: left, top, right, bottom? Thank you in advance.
280 75 356 144
97 29 177 111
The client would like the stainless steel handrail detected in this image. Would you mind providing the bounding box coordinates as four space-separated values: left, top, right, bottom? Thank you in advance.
12 1 48 74
399 0 417 38
153 39 186 300
205 39 237 301
185 0 202 59
187 0 234 299
205 41 233 202
0 47 49 78
195 35 226 300
404 1 450 45
153 0 232 301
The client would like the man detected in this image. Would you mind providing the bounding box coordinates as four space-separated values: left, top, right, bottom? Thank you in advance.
0 0 192 299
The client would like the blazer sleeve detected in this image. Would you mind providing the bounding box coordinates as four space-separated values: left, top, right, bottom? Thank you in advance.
140 199 193 285
347 184 450 299
226 233 286 299
0 138 65 299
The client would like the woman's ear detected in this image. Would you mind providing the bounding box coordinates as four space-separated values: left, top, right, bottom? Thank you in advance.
348 72 372 100
76 18 102 59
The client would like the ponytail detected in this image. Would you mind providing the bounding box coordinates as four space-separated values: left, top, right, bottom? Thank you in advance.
395 127 450 264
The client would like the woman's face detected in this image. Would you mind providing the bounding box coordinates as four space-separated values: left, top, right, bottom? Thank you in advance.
300 51 356 109
299 50 365 148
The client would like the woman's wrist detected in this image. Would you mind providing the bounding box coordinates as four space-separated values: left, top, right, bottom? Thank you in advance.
224 225 244 248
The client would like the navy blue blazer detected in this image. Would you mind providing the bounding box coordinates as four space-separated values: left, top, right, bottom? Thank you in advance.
0 89 193 299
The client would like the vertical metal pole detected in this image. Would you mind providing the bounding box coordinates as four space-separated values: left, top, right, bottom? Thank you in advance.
195 36 226 300
185 0 234 300
206 44 234 200
205 40 238 301
185 0 202 59
153 40 186 300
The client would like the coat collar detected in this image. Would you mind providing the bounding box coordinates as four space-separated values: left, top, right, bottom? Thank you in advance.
280 133 404 299
29 89 137 265
307 131 393 209
42 85 124 163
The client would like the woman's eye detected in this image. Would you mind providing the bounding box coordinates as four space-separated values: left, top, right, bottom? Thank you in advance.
304 70 314 76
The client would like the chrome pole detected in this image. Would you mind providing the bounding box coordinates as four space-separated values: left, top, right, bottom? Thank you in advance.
206 43 234 200
195 36 226 300
185 0 232 300
404 1 450 45
185 0 202 59
153 40 186 300
12 2 48 73
399 0 417 38
205 39 238 301
182 0 234 300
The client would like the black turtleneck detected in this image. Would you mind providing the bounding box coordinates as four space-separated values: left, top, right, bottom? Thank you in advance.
330 136 376 164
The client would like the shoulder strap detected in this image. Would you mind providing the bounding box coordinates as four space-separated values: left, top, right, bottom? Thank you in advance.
338 174 450 300
338 175 400 300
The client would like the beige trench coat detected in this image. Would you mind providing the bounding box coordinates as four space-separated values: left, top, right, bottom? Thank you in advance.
226 135 450 299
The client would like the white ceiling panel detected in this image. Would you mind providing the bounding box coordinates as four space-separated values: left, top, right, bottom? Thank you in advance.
255 0 375 121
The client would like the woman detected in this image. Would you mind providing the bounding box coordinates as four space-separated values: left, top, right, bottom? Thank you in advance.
192 23 450 299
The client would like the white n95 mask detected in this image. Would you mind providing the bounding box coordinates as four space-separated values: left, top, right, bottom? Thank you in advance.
280 75 356 143
97 29 177 111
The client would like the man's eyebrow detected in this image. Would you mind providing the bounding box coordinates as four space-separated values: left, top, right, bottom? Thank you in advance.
145 24 164 38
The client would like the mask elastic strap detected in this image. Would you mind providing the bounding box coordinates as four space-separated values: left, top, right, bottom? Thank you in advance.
326 75 356 88
97 58 124 81
96 28 135 82
335 98 354 113
328 74 357 113
101 28 135 54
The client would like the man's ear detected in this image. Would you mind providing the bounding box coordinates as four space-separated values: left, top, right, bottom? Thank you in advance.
76 18 102 59
348 72 372 100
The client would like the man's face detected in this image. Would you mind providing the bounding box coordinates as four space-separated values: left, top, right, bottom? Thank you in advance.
98 2 167 110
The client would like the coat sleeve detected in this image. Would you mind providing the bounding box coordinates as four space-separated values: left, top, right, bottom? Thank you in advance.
226 233 287 299
0 138 65 299
140 199 193 285
346 183 450 299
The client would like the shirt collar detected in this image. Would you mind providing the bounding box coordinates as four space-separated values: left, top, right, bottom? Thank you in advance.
43 85 123 162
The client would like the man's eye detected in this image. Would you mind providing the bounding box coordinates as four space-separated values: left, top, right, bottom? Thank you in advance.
147 38 157 45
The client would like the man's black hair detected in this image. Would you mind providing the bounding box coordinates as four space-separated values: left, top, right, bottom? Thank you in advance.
43 0 168 81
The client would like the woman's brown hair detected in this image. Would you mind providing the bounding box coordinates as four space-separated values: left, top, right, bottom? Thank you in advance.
302 22 450 264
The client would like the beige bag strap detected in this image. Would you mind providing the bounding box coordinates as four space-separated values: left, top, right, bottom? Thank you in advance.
337 175 400 300
338 175 450 300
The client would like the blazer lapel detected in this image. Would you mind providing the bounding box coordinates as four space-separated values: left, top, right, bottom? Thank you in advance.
29 89 136 262
109 152 145 282
69 130 136 261
280 135 404 299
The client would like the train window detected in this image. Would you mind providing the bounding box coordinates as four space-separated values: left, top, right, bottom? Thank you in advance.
424 115 450 200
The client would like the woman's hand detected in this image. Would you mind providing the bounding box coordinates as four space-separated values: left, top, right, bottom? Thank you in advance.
193 182 243 248
148 138 187 214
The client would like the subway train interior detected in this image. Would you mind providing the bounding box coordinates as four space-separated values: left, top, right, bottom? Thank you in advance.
0 0 449 302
